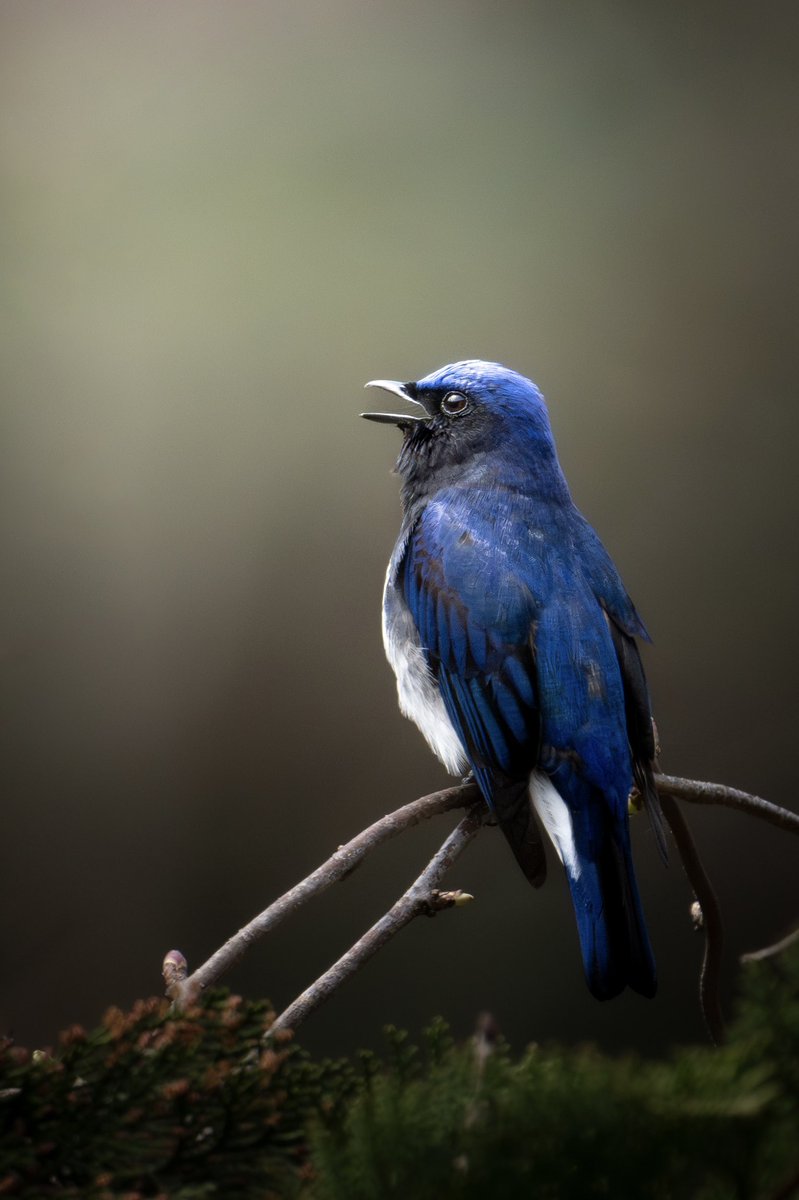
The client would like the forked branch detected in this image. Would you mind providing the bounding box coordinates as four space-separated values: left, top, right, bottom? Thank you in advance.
164 781 479 1009
163 774 797 1039
270 804 485 1034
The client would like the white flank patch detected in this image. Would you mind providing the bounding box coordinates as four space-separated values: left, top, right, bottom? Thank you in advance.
382 557 467 776
529 771 580 879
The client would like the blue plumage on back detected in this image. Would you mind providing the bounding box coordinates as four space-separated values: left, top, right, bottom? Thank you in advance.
363 360 662 1000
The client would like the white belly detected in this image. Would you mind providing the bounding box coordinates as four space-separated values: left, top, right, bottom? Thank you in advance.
382 559 467 776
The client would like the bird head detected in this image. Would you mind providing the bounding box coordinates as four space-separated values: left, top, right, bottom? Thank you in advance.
362 360 568 504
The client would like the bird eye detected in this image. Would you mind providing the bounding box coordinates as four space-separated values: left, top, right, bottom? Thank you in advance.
440 391 470 416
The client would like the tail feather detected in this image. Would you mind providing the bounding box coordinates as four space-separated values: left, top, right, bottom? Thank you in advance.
567 820 656 1001
487 767 655 999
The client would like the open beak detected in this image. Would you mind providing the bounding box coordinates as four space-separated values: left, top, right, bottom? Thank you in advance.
361 379 426 428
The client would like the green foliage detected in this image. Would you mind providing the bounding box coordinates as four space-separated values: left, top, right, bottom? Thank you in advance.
311 950 799 1200
0 991 358 1199
2 947 798 1199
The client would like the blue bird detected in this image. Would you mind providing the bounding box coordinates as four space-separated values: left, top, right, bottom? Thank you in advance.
362 360 664 1000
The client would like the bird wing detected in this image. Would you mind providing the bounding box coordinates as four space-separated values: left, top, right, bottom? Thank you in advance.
401 495 638 811
399 495 546 884
399 496 542 794
574 516 667 859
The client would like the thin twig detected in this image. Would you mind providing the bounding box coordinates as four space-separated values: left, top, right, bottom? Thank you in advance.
171 781 479 1006
655 774 799 835
741 926 799 964
660 794 725 1045
268 804 486 1036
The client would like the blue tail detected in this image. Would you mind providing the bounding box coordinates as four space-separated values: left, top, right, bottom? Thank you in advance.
566 813 656 1001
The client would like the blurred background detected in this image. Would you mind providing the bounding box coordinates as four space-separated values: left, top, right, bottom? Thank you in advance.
2 0 797 1057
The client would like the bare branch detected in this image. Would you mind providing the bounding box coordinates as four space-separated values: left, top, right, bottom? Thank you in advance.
660 794 725 1045
163 770 796 1036
655 774 799 835
268 803 486 1036
170 781 479 1007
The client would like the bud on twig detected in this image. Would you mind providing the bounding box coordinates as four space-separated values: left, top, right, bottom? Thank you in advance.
163 949 189 1004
